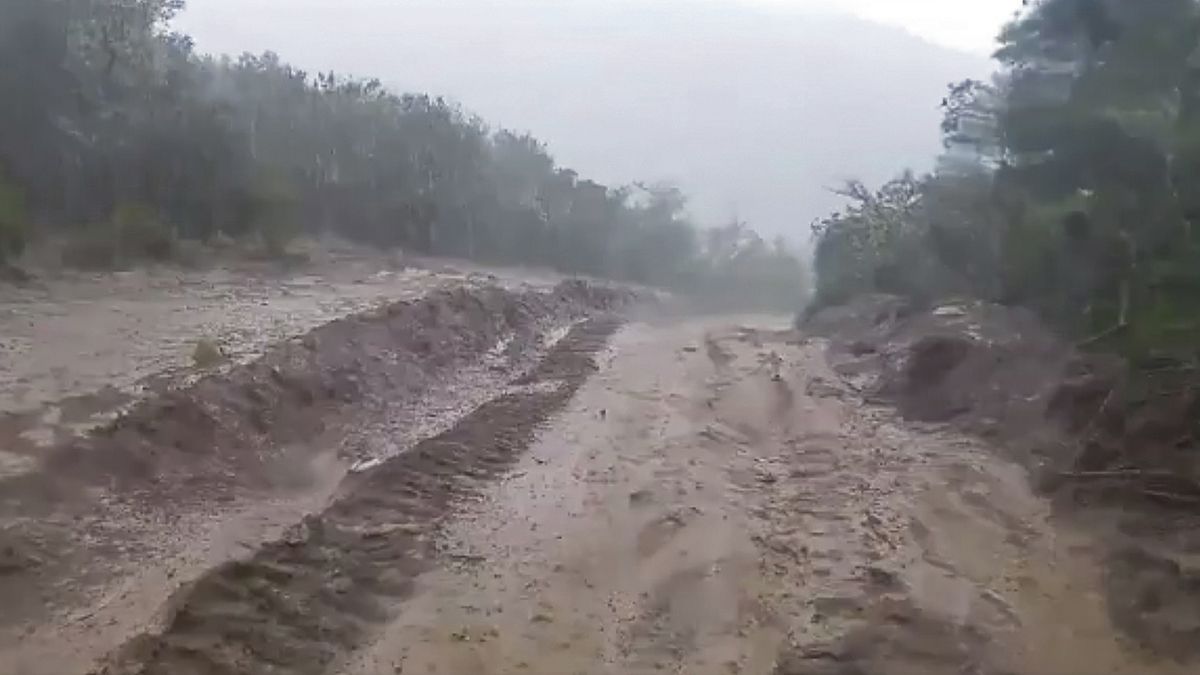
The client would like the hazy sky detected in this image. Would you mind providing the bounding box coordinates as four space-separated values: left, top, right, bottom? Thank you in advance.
175 1 1013 239
796 0 1022 53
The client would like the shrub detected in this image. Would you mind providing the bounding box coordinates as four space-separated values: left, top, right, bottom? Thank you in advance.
248 170 300 258
112 202 175 262
62 203 176 269
0 173 27 264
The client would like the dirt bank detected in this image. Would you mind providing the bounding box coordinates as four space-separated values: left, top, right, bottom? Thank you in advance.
806 295 1200 664
0 249 555 475
1 279 631 675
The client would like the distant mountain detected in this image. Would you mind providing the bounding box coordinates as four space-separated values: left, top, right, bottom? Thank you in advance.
176 0 993 239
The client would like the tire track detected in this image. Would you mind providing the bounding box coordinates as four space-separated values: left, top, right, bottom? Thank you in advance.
92 318 623 675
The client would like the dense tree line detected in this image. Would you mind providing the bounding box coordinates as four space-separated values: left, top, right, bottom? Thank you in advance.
0 0 805 308
813 0 1200 359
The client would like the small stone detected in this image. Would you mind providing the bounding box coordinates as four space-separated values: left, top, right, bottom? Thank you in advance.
629 490 653 506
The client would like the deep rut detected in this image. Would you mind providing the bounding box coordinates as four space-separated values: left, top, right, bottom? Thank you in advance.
94 318 622 675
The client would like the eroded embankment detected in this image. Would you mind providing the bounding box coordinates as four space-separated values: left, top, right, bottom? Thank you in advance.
805 295 1200 663
0 280 630 674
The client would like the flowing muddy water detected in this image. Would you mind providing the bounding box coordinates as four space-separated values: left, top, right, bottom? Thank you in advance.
1 278 619 675
338 319 1190 675
5 306 1192 674
0 255 547 474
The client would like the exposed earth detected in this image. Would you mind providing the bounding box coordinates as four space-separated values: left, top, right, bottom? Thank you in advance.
1 262 1197 675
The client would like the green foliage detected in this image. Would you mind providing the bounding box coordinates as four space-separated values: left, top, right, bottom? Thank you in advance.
813 0 1200 360
0 0 806 301
112 202 175 262
690 223 808 310
811 172 963 308
245 170 300 258
62 203 174 269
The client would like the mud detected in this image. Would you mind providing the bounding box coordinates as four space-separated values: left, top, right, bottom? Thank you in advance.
1 277 629 675
807 295 1200 671
0 251 549 469
93 318 622 675
329 319 1189 675
7 285 1200 674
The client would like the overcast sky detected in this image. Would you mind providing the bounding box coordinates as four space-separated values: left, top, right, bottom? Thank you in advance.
794 0 1022 53
174 0 1017 240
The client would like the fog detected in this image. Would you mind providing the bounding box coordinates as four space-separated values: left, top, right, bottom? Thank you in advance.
174 0 995 239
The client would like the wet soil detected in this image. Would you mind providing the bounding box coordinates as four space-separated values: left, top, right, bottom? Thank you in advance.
1 277 628 675
808 295 1200 661
94 318 623 675
0 253 545 470
332 320 1189 675
4 288 1196 674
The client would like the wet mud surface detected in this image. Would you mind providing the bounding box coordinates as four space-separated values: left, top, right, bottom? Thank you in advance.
338 320 1192 675
807 295 1200 665
0 260 557 479
1 276 627 675
4 288 1197 674
94 318 622 675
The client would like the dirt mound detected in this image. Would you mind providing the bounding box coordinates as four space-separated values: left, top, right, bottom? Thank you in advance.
810 297 1200 499
0 280 633 647
809 297 1071 444
808 296 1200 494
6 282 627 501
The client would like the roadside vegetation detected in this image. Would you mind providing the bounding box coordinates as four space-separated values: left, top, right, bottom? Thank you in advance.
0 0 805 309
809 0 1200 499
813 0 1200 363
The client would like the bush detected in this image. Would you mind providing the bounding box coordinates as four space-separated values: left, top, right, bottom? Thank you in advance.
0 173 27 263
113 202 175 262
248 170 300 258
62 203 176 269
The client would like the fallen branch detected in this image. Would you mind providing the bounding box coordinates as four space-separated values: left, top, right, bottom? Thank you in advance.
1058 469 1181 480
1142 490 1200 505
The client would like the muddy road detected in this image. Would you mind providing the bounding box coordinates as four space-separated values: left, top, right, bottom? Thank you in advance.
3 297 1193 673
334 320 1189 675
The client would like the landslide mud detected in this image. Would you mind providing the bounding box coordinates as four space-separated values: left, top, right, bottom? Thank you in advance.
0 257 528 465
93 318 621 675
9 295 1196 675
333 319 1190 675
0 280 628 675
806 295 1200 670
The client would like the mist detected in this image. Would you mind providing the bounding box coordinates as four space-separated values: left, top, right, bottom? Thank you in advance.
174 0 993 239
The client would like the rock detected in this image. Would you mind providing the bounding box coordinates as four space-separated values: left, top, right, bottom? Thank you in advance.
932 305 967 318
847 340 877 356
629 489 654 506
0 541 42 575
191 338 225 368
903 335 972 388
